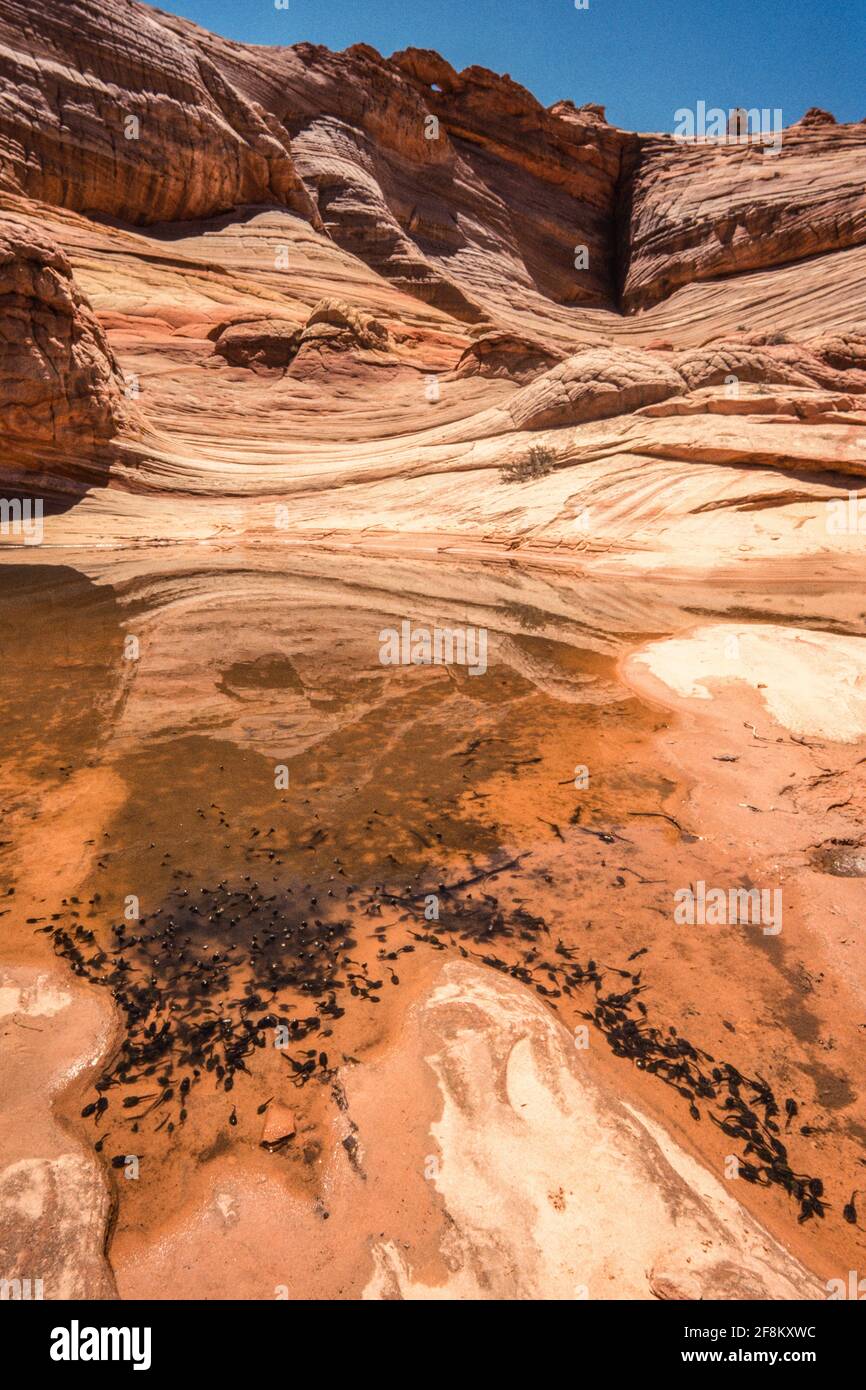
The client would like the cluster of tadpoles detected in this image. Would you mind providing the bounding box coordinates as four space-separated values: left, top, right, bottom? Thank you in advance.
389 875 840 1229
40 877 372 1153
588 967 831 1223
38 853 849 1230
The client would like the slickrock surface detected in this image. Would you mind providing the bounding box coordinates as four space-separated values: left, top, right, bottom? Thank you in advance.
359 963 824 1301
506 345 687 430
624 625 866 743
454 331 565 383
0 964 117 1299
109 959 824 1300
211 298 390 370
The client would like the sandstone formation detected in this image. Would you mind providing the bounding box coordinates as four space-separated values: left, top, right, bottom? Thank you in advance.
503 333 866 434
0 964 117 1299
2 0 865 1315
620 123 866 310
0 0 317 226
0 0 861 541
99 955 827 1299
0 0 862 350
507 345 687 431
212 316 302 371
148 28 629 316
454 331 565 383
212 298 390 370
358 963 824 1300
624 624 866 744
796 108 839 128
303 298 390 351
0 214 134 478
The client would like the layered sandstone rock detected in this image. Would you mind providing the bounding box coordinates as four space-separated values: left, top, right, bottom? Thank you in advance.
0 963 117 1299
455 331 565 383
356 962 825 1301
101 950 826 1300
2 0 864 330
625 625 866 744
2 0 866 1312
0 0 317 225
0 215 134 470
388 47 630 310
212 317 302 371
671 334 866 396
807 331 866 377
507 345 686 431
0 0 863 576
505 334 866 436
0 1 633 318
621 122 866 311
157 25 632 313
212 298 391 369
673 342 819 392
304 298 390 350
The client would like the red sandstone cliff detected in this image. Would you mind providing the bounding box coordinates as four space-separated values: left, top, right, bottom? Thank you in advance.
0 0 317 225
0 214 138 481
2 0 862 319
620 124 866 310
0 0 864 570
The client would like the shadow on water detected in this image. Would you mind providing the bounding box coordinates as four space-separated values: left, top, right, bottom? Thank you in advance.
0 565 125 784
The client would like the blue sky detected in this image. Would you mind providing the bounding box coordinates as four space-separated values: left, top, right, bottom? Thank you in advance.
149 0 864 132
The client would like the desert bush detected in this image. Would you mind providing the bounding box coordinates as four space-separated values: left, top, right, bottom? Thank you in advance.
500 444 557 484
